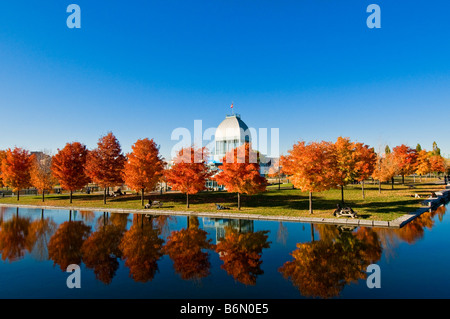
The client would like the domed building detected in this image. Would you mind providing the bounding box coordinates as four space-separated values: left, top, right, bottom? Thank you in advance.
213 114 251 163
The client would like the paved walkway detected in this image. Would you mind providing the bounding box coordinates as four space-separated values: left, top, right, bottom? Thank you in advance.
1 185 449 229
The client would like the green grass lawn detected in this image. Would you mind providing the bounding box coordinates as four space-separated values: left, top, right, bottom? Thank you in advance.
0 178 445 221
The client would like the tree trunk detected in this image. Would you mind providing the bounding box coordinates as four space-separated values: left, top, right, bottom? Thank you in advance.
69 210 72 221
141 188 145 207
362 180 365 200
186 193 189 209
42 190 45 202
402 174 405 184
104 188 107 205
70 190 73 204
309 191 313 214
391 177 394 190
278 177 281 190
378 180 381 194
17 190 19 201
237 192 241 210
341 185 344 204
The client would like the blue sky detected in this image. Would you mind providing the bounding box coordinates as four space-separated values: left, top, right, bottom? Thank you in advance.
0 0 449 159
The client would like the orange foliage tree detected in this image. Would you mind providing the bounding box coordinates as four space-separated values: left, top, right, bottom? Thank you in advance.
0 150 6 187
122 138 165 206
353 143 376 199
372 151 398 192
51 142 90 204
165 146 212 208
281 141 338 214
392 144 417 184
214 143 267 210
215 226 271 285
30 152 56 202
0 147 33 200
415 149 431 181
333 137 358 203
429 155 446 176
85 132 126 205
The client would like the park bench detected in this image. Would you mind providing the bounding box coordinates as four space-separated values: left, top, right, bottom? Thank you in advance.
215 203 230 210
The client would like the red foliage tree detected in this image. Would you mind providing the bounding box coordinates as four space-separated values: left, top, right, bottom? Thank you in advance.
51 142 90 203
122 138 165 206
214 143 267 210
165 146 212 208
353 143 376 199
392 144 417 184
85 132 126 204
0 147 33 200
281 141 338 214
30 152 56 202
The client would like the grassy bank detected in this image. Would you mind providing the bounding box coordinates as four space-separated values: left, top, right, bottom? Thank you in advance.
0 179 445 221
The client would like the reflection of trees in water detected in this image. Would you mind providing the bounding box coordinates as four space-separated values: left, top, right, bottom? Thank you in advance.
81 213 129 284
29 210 57 261
376 205 447 252
215 226 271 286
0 211 35 262
279 224 382 299
164 216 214 281
119 214 164 283
48 220 91 270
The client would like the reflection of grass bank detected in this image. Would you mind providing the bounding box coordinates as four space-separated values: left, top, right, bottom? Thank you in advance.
0 180 445 221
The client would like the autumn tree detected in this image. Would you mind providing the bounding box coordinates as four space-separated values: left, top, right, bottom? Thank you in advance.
430 155 446 177
0 147 33 200
165 146 212 208
353 143 376 199
0 150 6 188
392 144 417 184
85 132 126 205
122 138 165 206
281 141 338 214
214 143 267 210
333 137 358 203
30 152 56 202
372 152 398 192
415 150 431 181
51 142 90 204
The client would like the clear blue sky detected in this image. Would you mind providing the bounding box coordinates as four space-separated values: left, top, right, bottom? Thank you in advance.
1 0 449 159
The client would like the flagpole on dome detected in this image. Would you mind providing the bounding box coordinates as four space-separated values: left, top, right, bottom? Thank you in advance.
231 102 234 115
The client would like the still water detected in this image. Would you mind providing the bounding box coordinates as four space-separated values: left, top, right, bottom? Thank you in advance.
0 203 449 299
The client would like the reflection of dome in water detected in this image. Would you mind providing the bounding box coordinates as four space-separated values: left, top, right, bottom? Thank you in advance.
213 114 251 162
